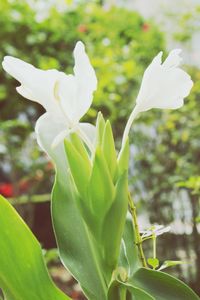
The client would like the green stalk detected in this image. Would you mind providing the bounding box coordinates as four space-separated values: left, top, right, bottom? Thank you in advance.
153 234 156 259
119 286 127 300
128 192 147 268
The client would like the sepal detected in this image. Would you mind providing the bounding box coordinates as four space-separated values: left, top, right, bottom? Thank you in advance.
64 139 91 197
102 120 117 181
89 147 115 218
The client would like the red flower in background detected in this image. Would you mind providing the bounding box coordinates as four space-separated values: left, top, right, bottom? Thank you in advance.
0 183 14 198
142 23 150 32
77 24 87 33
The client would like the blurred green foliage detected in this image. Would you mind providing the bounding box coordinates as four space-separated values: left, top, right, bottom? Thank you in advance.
165 5 200 42
0 0 164 129
131 68 200 222
0 0 164 197
130 68 200 292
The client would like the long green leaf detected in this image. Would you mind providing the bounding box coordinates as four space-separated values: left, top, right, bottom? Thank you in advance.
119 217 140 277
36 113 108 300
95 112 106 146
64 139 91 197
101 172 128 274
0 195 70 300
102 120 117 180
52 173 107 300
131 268 200 300
89 147 115 217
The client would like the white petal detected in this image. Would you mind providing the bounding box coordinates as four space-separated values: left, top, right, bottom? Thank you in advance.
162 49 182 68
136 52 163 110
74 41 97 91
148 68 193 110
156 226 171 236
56 42 97 123
51 129 70 149
79 122 96 144
135 49 193 112
73 41 97 119
58 74 78 124
59 42 97 124
2 56 62 113
35 112 68 172
16 85 35 101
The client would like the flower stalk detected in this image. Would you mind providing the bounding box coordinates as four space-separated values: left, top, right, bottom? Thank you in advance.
128 192 147 268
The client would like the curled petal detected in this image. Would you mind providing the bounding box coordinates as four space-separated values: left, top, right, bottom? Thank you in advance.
135 48 193 112
50 122 96 152
57 74 78 124
79 122 96 144
122 49 193 146
35 113 68 172
57 41 97 123
2 56 63 114
162 49 182 68
73 41 97 92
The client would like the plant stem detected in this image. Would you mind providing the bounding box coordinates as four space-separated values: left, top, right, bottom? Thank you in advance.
120 287 127 300
153 235 156 259
128 192 147 268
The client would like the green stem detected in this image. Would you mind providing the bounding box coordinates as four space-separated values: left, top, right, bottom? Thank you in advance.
128 192 147 268
120 286 127 300
153 235 156 259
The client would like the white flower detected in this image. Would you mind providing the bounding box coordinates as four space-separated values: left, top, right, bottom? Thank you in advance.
140 225 171 239
122 49 193 146
2 41 97 151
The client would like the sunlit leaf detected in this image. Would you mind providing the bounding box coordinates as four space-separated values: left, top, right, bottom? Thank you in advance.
147 258 159 270
0 195 70 300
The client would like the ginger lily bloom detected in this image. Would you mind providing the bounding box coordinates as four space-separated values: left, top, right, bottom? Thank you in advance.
122 49 193 146
2 41 97 151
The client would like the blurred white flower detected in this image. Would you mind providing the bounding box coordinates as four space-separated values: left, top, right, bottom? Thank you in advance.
141 225 171 239
2 41 97 151
122 49 193 146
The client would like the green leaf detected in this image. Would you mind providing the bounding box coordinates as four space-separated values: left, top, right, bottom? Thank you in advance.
101 172 128 273
108 279 154 300
119 217 140 277
0 195 70 300
89 147 115 217
64 139 91 197
131 268 200 300
70 132 91 163
96 111 106 146
36 113 108 299
52 174 108 300
158 260 183 271
147 258 159 270
102 120 117 180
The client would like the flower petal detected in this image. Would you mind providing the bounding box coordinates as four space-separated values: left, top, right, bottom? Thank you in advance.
73 41 97 120
79 122 96 144
56 41 97 123
2 56 62 113
35 112 68 174
162 49 182 68
150 68 193 109
135 49 193 112
58 74 78 124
